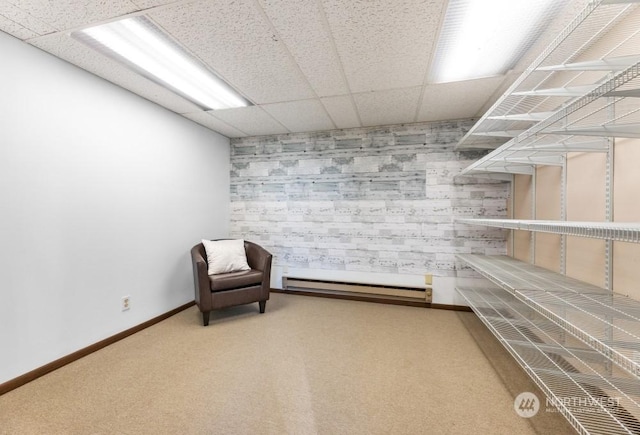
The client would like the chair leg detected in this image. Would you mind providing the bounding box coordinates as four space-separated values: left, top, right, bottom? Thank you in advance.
259 300 266 313
202 311 210 326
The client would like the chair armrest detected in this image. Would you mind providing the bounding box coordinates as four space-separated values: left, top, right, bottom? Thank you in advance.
245 241 273 296
191 244 211 310
245 242 272 272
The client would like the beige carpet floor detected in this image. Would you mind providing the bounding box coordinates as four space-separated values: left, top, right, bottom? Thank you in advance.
0 293 574 434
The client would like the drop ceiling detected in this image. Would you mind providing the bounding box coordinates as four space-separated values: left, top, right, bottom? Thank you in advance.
1 0 589 138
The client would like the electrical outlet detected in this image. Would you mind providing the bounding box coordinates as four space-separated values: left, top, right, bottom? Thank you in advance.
122 296 131 311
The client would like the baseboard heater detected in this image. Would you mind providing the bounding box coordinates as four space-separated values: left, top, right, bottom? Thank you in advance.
282 276 432 304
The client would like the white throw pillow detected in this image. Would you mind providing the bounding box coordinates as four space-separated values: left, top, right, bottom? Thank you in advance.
201 239 251 275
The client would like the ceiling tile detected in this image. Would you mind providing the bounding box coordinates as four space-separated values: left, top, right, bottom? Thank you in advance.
210 106 290 136
417 76 506 122
0 14 37 39
130 0 176 8
321 0 446 93
30 33 202 114
184 112 247 138
4 0 140 31
259 0 348 97
2 0 588 138
321 95 361 129
353 87 421 127
0 1 55 37
262 99 336 133
149 0 315 105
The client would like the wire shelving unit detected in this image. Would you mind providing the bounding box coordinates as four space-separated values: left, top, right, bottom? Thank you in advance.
457 284 640 434
456 0 640 152
456 219 640 243
459 59 640 176
454 2 640 433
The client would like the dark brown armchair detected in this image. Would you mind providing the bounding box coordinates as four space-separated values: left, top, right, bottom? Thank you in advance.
191 240 272 326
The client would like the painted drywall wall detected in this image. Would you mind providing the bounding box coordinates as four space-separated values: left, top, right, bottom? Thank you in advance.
229 121 509 305
0 32 230 384
566 152 607 288
510 144 640 297
534 166 561 272
613 139 640 300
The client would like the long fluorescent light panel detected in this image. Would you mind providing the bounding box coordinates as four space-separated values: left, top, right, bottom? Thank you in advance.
72 16 250 110
430 0 562 83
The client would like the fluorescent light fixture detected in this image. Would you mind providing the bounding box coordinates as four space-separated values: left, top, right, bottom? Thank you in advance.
72 16 250 110
429 0 563 83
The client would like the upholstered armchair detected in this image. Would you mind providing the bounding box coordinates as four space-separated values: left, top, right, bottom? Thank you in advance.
191 240 272 326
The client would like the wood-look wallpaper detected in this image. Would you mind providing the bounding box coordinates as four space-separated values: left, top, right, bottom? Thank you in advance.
229 120 508 279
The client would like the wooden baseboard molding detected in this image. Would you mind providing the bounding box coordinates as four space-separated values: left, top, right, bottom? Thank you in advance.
430 303 473 312
270 288 471 311
0 301 195 396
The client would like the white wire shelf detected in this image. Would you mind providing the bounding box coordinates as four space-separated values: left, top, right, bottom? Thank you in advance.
457 254 610 294
537 54 640 72
457 255 640 377
471 130 525 138
460 59 640 176
607 89 640 97
456 0 640 151
547 123 640 138
457 285 640 434
511 85 598 97
517 289 640 377
514 138 610 152
488 112 556 122
456 219 640 243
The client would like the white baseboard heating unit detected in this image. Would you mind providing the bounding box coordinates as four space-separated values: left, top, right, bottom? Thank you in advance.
282 275 432 304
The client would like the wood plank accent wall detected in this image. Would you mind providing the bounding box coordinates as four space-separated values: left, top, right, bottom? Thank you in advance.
229 121 509 280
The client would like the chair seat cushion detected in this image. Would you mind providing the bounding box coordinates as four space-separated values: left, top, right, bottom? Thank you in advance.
209 269 263 292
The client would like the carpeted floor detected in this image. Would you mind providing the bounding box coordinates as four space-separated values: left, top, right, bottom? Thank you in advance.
0 293 574 434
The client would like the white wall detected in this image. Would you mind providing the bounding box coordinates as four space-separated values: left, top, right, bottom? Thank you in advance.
0 32 230 384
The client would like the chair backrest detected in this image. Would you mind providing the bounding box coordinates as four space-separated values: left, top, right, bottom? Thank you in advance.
195 239 271 272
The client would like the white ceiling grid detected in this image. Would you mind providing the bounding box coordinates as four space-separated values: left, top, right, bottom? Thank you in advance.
209 105 289 136
417 75 507 122
148 0 317 105
259 0 349 98
0 0 590 138
320 0 445 93
4 0 139 30
183 111 248 138
320 95 362 129
0 14 33 39
262 99 336 133
354 87 422 127
0 1 53 37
